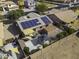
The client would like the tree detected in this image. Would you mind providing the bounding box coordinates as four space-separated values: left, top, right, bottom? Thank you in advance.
7 9 25 20
36 3 48 12
0 15 5 21
23 47 30 56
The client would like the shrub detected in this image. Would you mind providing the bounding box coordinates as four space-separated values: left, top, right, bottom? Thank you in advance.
36 3 48 12
43 44 49 48
65 28 76 34
23 47 30 56
56 31 68 39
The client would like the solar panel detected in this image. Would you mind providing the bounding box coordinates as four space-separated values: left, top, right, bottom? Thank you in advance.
21 19 41 29
41 16 51 25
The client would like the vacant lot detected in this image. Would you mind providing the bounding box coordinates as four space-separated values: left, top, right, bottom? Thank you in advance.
30 32 79 59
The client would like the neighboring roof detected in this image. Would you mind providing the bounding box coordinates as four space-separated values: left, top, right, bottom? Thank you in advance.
4 43 18 59
0 1 18 7
0 22 4 39
55 10 77 23
4 25 14 40
0 39 3 46
0 22 4 46
69 20 79 30
30 32 79 59
4 23 20 40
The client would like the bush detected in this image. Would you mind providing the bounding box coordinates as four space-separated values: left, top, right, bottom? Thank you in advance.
43 44 49 48
56 31 68 39
23 47 30 56
65 28 76 34
7 9 25 20
0 15 5 21
36 3 48 12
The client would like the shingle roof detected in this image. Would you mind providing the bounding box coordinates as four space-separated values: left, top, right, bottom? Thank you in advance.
55 10 77 23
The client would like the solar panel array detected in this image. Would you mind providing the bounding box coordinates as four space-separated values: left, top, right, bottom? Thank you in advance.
21 19 41 29
20 16 51 29
41 16 51 25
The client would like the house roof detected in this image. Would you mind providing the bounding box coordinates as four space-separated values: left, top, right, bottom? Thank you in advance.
55 10 77 23
17 15 52 35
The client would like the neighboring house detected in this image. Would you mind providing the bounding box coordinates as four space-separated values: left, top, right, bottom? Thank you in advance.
14 0 36 9
24 0 36 8
0 1 19 15
6 1 19 11
3 43 20 59
0 21 20 46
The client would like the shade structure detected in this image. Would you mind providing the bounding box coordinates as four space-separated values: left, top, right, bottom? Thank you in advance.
23 29 35 36
10 47 19 54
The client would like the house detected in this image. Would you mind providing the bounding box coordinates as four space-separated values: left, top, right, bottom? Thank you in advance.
0 1 19 15
6 1 19 11
4 23 20 42
17 15 62 52
17 15 52 37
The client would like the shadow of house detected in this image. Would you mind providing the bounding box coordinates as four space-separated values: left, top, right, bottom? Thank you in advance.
76 31 79 38
7 23 21 37
31 35 48 46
